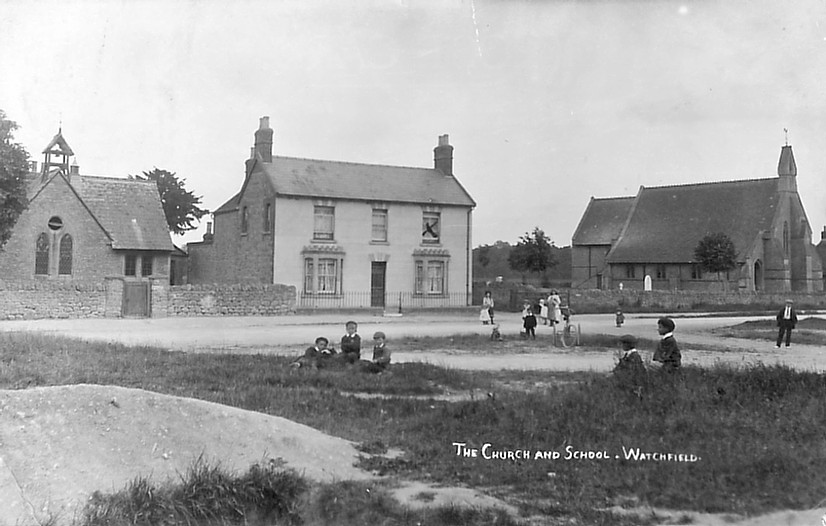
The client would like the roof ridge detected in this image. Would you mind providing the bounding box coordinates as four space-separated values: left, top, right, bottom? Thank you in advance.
643 177 776 190
273 155 434 172
78 174 157 185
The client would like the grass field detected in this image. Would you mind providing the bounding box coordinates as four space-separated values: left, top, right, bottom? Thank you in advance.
2 331 826 525
713 316 826 346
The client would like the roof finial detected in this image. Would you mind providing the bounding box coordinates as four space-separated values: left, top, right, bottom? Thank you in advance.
783 127 789 146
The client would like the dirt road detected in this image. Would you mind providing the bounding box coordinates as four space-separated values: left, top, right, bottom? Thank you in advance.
1 312 823 372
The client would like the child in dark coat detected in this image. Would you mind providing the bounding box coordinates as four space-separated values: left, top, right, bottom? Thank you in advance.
340 320 361 364
652 317 681 371
362 331 391 374
522 301 537 339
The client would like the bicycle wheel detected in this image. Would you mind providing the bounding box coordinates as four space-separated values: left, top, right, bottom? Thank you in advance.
561 324 577 348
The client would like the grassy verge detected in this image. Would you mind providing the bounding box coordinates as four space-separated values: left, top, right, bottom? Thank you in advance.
713 316 826 345
3 332 826 524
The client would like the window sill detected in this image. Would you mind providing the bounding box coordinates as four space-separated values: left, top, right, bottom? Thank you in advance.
311 238 337 244
370 240 389 245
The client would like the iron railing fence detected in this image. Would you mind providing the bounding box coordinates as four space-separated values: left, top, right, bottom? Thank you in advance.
298 291 471 310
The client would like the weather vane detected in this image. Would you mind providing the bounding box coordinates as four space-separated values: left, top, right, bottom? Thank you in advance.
783 128 789 146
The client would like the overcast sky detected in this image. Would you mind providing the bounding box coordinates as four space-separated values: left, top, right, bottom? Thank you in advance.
2 0 825 248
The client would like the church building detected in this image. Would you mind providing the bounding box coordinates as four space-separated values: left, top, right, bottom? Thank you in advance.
572 144 823 293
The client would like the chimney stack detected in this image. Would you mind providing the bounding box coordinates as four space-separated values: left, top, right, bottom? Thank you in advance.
254 116 273 163
203 221 214 244
434 134 453 176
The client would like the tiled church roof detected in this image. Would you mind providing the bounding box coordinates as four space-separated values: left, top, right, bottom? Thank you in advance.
74 175 173 251
572 196 635 245
606 178 779 264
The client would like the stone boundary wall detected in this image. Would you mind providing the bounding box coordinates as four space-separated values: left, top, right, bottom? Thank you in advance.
166 283 296 317
0 280 107 320
567 289 826 313
0 281 296 320
473 281 826 313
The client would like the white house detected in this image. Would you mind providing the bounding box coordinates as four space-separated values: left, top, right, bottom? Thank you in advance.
188 117 476 309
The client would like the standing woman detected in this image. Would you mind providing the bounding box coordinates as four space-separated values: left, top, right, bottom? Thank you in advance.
481 290 495 325
549 290 562 326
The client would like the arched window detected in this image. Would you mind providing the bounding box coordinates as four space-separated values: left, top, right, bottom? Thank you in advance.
783 221 790 255
59 234 73 275
35 233 50 275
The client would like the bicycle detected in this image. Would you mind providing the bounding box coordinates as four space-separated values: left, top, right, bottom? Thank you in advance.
558 306 578 348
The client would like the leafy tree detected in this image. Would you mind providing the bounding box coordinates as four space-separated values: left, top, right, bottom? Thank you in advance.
694 232 738 291
477 245 491 268
133 168 207 235
0 110 30 249
507 227 558 285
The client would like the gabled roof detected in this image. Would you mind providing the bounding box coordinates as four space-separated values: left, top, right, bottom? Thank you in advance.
31 172 173 252
41 130 74 156
255 156 476 207
73 175 173 251
214 191 241 214
606 178 779 264
572 196 635 245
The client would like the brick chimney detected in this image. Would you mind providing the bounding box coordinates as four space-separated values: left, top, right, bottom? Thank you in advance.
203 221 214 244
434 134 453 176
254 116 273 163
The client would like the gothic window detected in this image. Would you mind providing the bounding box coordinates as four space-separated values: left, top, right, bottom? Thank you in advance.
58 234 73 275
35 233 50 275
783 221 789 255
263 202 273 233
241 206 249 235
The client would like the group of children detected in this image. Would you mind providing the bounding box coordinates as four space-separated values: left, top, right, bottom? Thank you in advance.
291 321 391 373
520 292 567 339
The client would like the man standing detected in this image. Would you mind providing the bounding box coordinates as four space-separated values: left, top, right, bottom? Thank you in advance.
776 299 798 348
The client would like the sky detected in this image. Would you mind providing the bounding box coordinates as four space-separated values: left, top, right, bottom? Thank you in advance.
1 0 825 249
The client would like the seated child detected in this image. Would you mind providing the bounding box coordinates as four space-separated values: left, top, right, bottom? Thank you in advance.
291 336 336 369
613 334 645 379
490 323 502 341
362 331 391 374
652 317 681 371
340 320 361 365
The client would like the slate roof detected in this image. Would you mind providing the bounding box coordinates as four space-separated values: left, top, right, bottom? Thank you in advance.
572 196 635 245
255 156 476 206
32 172 173 251
73 175 174 251
606 178 779 264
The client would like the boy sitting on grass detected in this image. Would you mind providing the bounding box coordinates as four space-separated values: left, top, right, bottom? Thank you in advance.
340 320 361 365
291 336 336 369
361 331 391 374
652 317 681 372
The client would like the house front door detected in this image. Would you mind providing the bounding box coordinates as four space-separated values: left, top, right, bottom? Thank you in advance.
371 262 386 307
123 281 150 317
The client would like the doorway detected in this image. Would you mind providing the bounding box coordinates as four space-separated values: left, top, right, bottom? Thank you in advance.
122 282 150 317
371 262 386 307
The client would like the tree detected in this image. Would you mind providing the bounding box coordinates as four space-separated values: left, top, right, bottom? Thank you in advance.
507 227 558 285
476 245 492 268
0 110 30 249
694 232 738 291
133 168 207 235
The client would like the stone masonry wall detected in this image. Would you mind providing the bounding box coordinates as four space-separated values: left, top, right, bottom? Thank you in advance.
166 283 296 316
0 280 108 319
